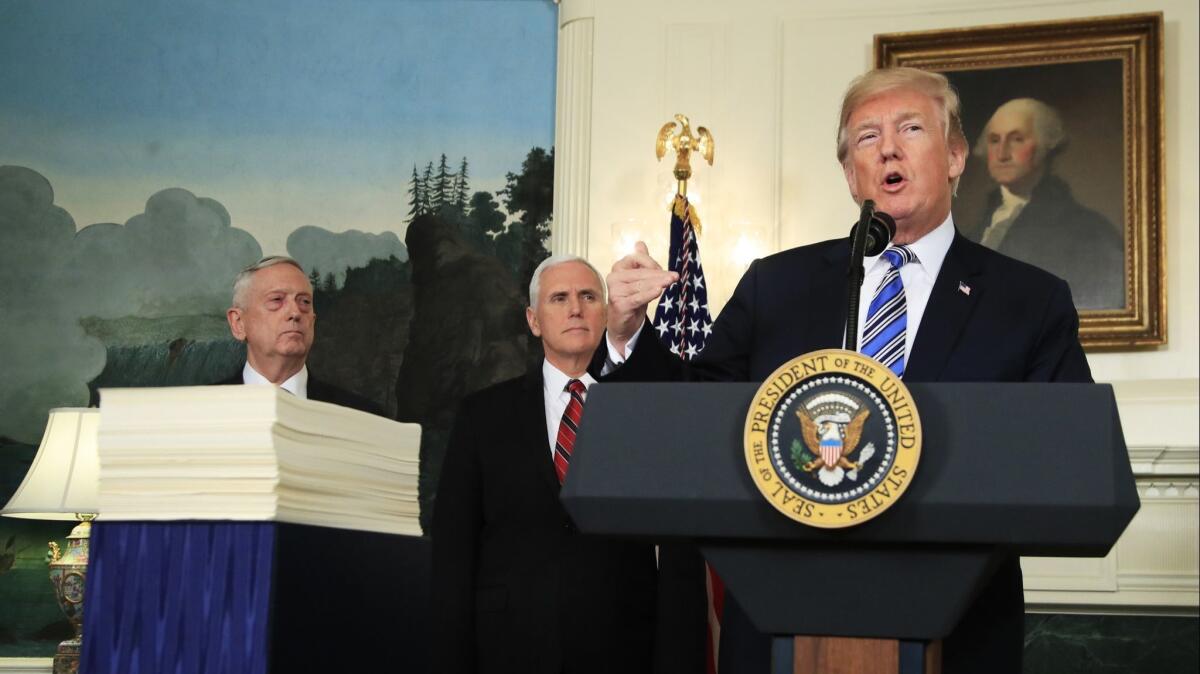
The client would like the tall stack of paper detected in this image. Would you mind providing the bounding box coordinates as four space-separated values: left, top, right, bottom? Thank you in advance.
97 385 421 535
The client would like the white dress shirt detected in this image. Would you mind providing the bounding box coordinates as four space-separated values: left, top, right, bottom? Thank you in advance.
854 214 955 365
242 362 309 399
608 214 957 369
541 359 597 458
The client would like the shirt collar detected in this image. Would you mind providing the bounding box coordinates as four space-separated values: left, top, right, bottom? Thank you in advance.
243 362 309 399
864 212 955 283
541 359 597 396
999 185 1031 210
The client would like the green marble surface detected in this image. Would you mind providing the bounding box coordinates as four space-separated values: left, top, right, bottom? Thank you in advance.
1024 614 1199 674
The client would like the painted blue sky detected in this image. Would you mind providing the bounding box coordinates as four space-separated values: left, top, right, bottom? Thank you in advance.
0 0 557 254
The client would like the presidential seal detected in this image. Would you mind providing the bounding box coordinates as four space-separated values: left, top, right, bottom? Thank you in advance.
743 349 922 528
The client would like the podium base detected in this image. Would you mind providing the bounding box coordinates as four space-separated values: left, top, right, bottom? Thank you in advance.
773 637 942 674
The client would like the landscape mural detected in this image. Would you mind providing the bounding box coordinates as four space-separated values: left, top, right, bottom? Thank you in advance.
0 0 556 657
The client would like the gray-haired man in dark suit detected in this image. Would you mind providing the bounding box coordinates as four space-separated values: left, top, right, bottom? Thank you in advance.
219 255 379 414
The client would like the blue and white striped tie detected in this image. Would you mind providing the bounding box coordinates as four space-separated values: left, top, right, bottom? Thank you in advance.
861 246 917 377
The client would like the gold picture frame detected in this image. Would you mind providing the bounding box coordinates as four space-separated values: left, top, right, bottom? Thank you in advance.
876 13 1165 350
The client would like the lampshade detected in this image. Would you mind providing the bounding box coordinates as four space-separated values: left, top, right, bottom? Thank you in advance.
1 408 100 520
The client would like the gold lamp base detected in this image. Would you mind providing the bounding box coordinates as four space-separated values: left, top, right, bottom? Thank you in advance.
47 516 92 674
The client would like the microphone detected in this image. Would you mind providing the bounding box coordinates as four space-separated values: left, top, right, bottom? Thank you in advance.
850 207 896 257
844 200 898 352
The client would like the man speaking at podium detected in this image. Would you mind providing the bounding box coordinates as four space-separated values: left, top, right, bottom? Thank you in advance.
601 68 1092 673
432 255 705 674
219 255 381 415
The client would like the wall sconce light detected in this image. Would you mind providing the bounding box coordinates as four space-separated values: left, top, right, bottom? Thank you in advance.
730 231 767 270
725 219 767 272
609 217 670 267
611 218 645 259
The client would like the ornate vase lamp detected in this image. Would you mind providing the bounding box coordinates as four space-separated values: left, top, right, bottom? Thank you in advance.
1 408 100 674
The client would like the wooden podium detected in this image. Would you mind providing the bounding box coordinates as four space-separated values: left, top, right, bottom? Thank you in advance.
560 382 1139 674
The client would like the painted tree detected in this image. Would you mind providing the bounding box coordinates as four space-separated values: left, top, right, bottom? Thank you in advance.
453 156 470 211
420 162 434 214
406 165 426 222
500 147 554 285
468 191 505 237
432 154 451 211
461 190 504 253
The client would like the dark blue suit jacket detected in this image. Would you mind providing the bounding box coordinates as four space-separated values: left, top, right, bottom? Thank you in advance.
431 369 707 674
620 230 1090 385
606 230 1092 673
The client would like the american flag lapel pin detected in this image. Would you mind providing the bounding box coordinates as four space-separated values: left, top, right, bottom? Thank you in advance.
958 281 972 296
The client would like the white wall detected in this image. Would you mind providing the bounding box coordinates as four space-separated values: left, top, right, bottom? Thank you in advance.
555 0 1198 613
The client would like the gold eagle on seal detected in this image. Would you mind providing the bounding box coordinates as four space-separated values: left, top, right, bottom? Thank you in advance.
796 407 870 474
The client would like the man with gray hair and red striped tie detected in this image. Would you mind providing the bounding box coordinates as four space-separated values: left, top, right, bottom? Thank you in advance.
432 254 706 674
601 67 1093 673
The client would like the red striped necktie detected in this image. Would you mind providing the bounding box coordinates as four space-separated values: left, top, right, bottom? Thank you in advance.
554 379 587 484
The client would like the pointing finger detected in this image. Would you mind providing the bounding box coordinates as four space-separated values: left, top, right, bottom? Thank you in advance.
612 241 663 272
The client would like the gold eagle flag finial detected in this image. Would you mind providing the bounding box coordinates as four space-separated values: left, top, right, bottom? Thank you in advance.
655 113 714 201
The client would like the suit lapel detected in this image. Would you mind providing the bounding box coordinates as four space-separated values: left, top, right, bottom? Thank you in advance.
306 375 328 402
906 233 984 382
520 368 562 492
811 244 851 350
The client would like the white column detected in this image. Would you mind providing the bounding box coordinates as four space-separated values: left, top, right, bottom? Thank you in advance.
552 1 595 257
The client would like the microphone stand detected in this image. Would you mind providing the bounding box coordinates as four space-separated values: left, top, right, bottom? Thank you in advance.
844 200 876 352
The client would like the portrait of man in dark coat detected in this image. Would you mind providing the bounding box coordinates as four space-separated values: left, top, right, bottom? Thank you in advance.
972 97 1125 310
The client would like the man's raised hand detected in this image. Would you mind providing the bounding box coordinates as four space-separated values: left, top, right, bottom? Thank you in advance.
606 241 677 356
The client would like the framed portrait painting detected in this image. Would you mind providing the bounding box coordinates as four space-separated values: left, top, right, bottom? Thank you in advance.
876 13 1165 350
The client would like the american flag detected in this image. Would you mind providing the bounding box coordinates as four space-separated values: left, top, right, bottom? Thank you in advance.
651 194 723 673
651 195 714 361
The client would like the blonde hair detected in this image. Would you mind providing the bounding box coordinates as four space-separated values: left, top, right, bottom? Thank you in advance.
836 67 968 193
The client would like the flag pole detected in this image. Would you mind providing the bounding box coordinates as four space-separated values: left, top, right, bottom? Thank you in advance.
654 114 723 674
